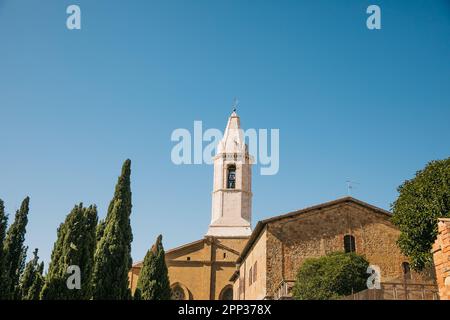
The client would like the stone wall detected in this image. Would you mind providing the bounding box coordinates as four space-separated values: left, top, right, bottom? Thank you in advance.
265 201 435 298
235 229 267 300
432 218 450 300
128 237 248 300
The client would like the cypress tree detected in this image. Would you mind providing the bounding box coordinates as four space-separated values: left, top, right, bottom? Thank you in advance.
2 197 30 299
136 235 171 300
133 287 142 300
41 204 98 300
91 159 133 300
0 199 7 262
20 248 44 300
0 199 8 299
96 219 106 243
30 261 45 299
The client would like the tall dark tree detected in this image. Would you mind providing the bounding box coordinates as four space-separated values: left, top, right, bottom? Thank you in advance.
133 287 142 300
392 157 450 271
20 248 44 300
41 204 98 300
135 235 171 300
91 159 133 300
0 199 8 298
2 197 30 299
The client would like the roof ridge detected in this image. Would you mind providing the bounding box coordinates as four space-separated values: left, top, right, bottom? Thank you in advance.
237 197 392 264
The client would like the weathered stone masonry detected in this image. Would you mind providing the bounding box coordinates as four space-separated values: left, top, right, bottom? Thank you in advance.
234 197 436 300
432 218 450 300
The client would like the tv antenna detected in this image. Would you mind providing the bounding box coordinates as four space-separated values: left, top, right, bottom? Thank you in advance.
346 180 360 196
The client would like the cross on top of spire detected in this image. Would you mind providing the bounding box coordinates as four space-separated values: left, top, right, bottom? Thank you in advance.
232 98 239 114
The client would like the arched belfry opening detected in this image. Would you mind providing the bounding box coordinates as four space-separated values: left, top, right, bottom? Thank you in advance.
227 165 236 189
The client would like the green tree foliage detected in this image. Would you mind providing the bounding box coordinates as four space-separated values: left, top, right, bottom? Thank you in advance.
91 159 133 300
292 252 369 300
95 219 106 243
0 199 8 298
133 288 142 300
20 248 44 300
135 235 171 300
41 203 98 300
1 197 30 299
392 157 450 271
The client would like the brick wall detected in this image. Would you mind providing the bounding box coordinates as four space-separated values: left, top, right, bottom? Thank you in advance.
432 218 450 300
235 229 267 300
265 202 435 298
129 237 248 300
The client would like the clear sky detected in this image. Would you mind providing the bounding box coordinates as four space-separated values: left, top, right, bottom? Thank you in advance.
0 0 449 266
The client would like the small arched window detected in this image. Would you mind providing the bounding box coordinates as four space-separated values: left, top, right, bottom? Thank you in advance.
171 285 186 300
402 262 411 280
227 165 236 189
344 235 356 253
220 286 233 300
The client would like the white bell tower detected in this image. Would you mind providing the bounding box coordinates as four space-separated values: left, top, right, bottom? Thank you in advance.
206 110 252 237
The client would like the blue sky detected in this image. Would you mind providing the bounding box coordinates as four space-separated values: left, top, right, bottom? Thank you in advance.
0 0 449 265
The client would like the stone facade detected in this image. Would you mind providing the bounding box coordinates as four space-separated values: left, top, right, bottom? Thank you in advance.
129 237 248 300
432 218 450 300
129 111 440 300
232 197 437 300
232 229 267 300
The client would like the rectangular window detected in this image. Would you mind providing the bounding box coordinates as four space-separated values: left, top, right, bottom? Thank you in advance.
253 261 257 282
344 235 356 253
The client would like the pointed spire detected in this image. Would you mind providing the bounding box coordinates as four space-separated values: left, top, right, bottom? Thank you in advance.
217 109 245 154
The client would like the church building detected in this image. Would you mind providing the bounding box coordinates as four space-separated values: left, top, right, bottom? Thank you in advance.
129 111 438 300
129 110 252 300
